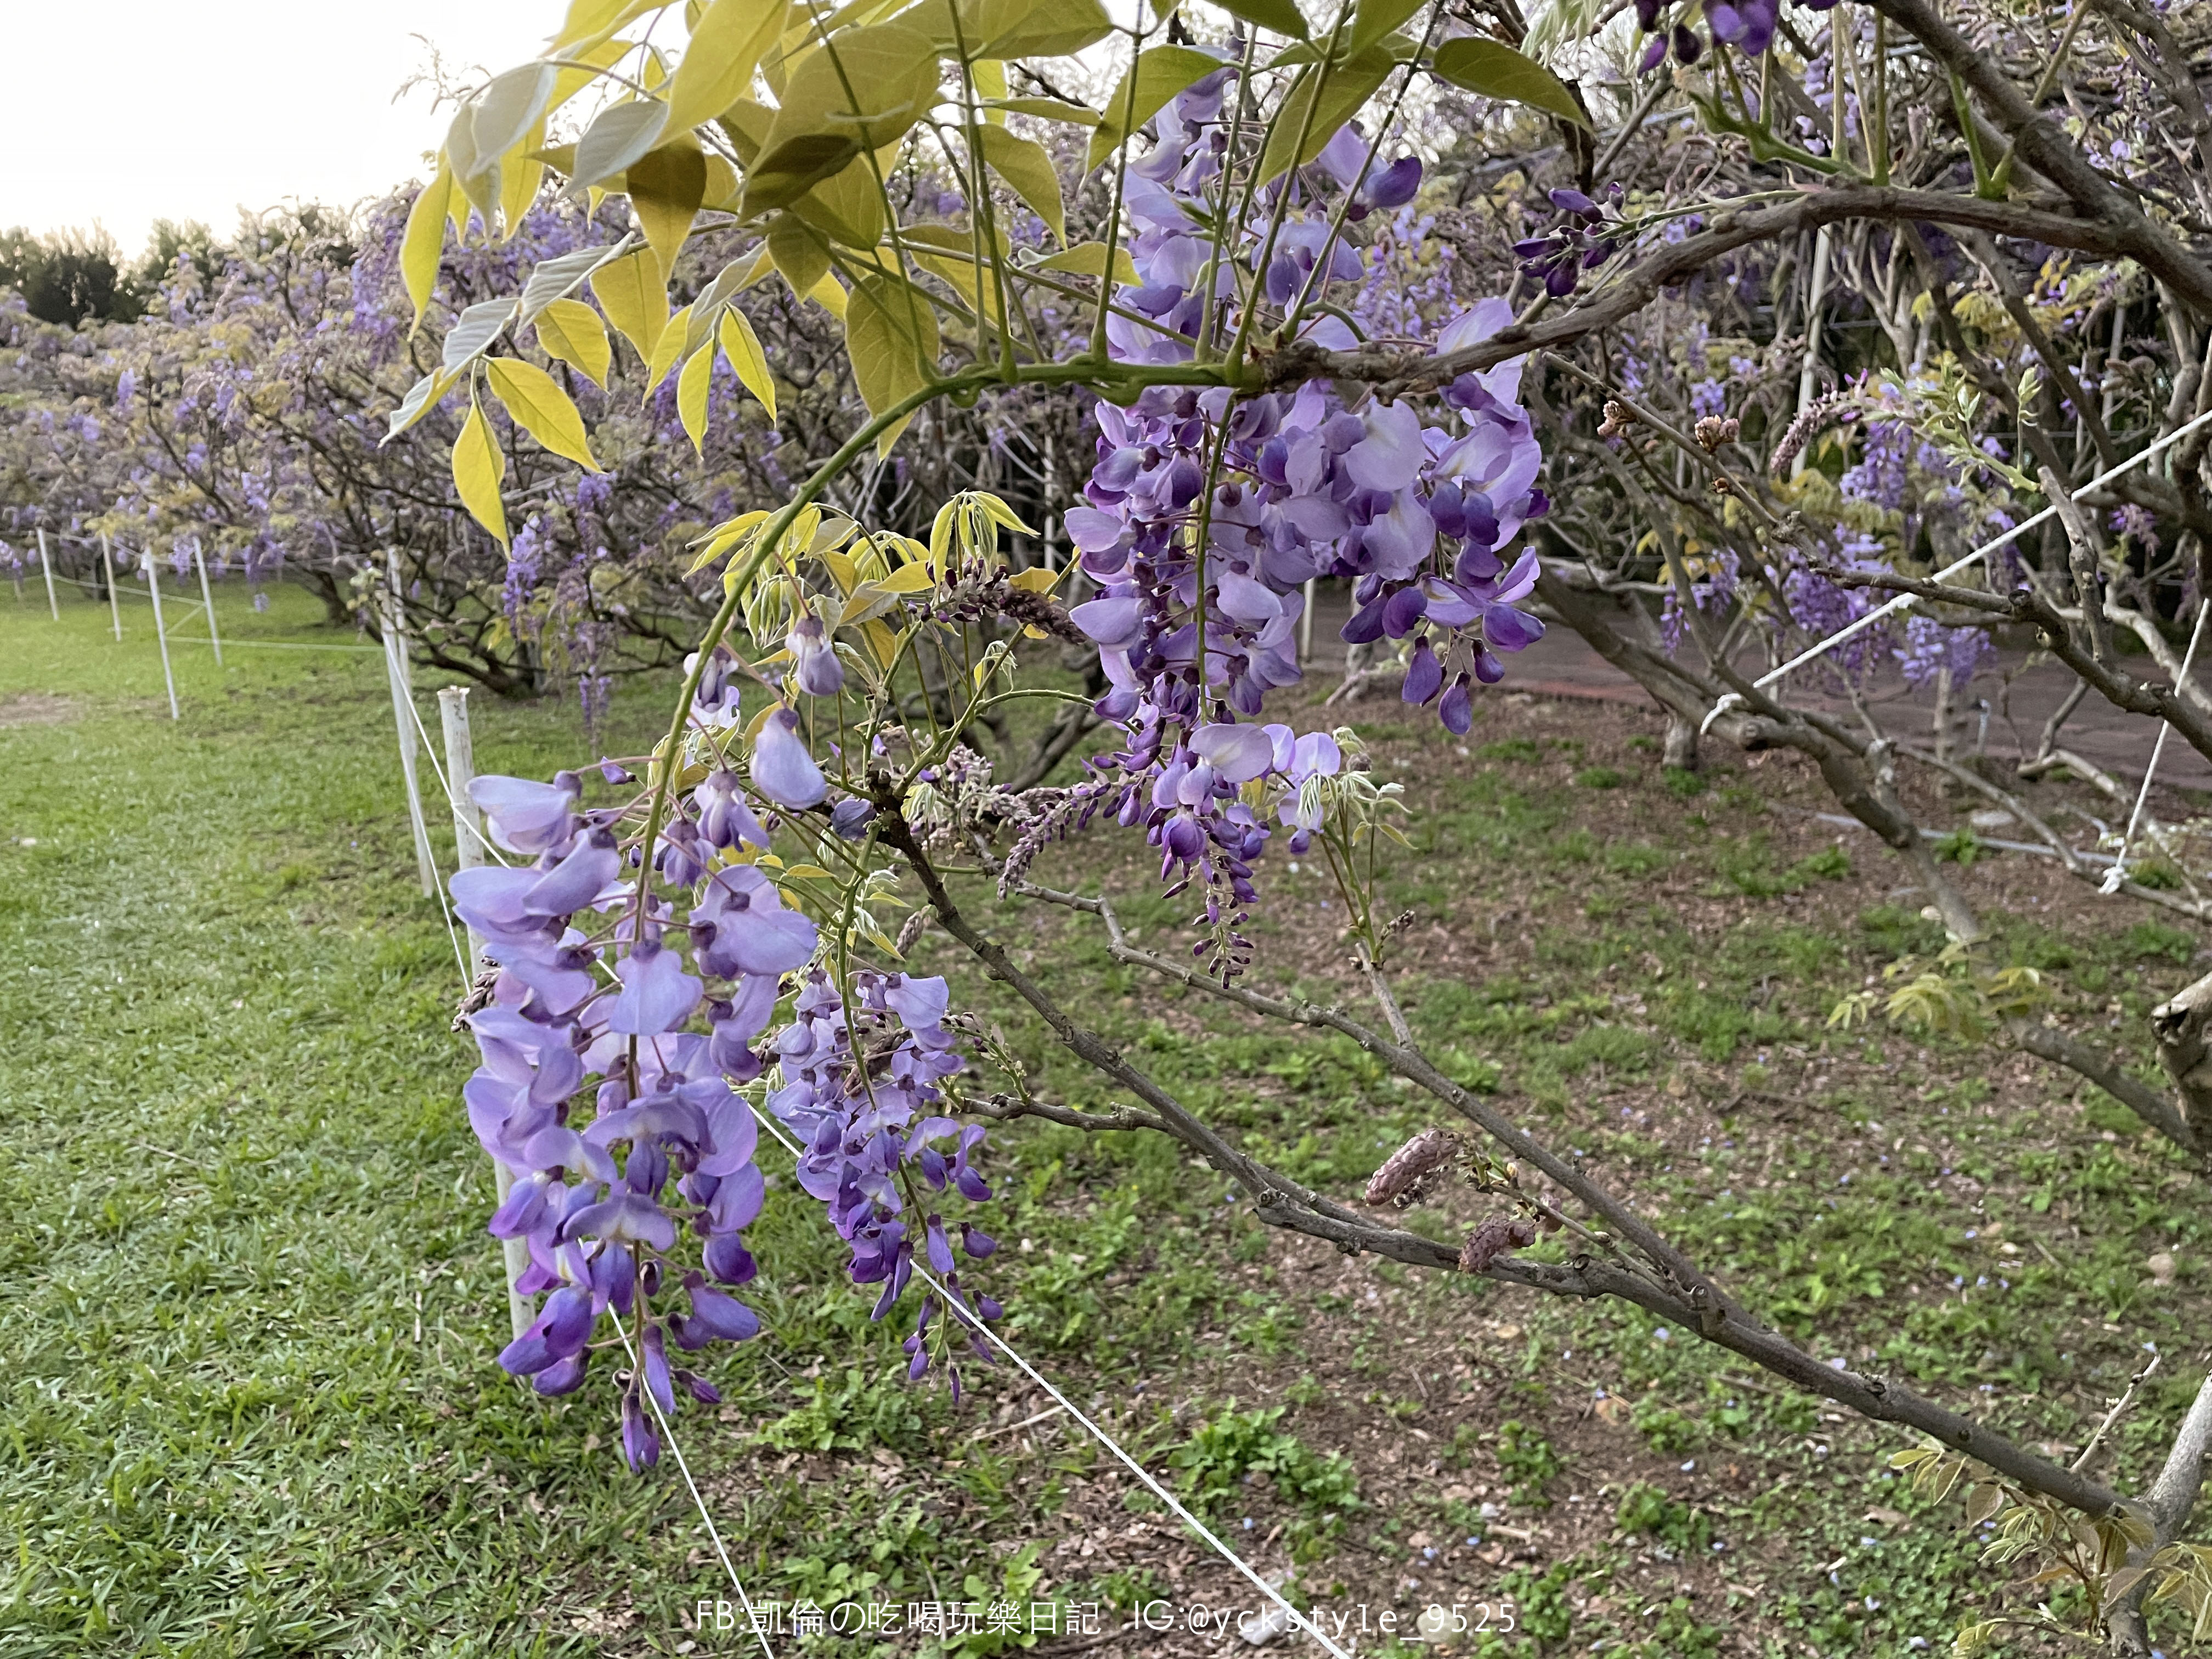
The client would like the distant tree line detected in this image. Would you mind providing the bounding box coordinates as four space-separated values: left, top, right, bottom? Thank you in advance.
0 221 230 326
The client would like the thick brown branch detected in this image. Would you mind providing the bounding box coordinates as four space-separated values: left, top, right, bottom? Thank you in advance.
2007 1019 2203 1164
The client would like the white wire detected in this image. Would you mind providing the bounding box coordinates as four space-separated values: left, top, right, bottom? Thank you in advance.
410 730 1340 1650
1754 404 2212 693
748 1114 1352 1659
2103 599 2211 893
606 1308 779 1659
409 752 775 1654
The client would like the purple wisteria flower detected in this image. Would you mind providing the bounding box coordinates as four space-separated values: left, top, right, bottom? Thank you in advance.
1061 78 1551 970
451 745 1008 1464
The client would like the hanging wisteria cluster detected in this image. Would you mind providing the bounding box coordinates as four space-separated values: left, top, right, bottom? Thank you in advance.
1066 74 1548 970
450 719 1002 1468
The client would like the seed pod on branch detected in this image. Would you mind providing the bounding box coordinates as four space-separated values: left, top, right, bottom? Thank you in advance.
1459 1215 1541 1274
1365 1127 1460 1207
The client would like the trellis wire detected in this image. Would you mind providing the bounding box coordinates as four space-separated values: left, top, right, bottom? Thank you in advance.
2104 599 2212 893
747 1112 1352 1658
1755 403 2212 693
400 731 1322 1651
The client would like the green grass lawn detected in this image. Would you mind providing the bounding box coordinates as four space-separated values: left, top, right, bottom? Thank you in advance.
2 583 2205 1657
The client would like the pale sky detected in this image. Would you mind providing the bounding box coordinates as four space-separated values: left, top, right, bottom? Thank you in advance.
4 1 562 256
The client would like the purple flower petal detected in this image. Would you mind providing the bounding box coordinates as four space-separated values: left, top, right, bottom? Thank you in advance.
750 707 827 810
608 942 702 1036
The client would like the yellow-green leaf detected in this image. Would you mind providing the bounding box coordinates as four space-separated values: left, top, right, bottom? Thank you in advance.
805 272 848 319
385 368 460 441
665 0 789 134
677 342 714 453
533 296 613 387
924 0 1113 59
1430 37 1590 127
647 302 696 392
974 125 1064 244
877 560 938 592
626 139 708 272
453 398 510 546
1214 0 1307 38
486 357 600 470
1087 45 1226 171
718 308 778 419
687 509 771 574
499 153 548 240
744 22 938 213
766 213 831 298
590 247 669 363
401 165 453 331
555 0 661 49
1034 241 1138 285
791 149 890 247
551 37 635 113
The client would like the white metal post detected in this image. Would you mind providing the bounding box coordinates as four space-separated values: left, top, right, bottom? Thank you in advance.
194 544 222 666
146 549 180 721
101 533 121 640
1790 227 1833 478
441 685 534 1343
36 530 57 620
381 590 439 898
1300 578 1317 665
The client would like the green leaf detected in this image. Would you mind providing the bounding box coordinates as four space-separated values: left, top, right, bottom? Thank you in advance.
789 150 888 247
1031 240 1138 285
486 357 600 469
746 132 866 215
974 125 1064 243
843 273 940 451
452 397 510 546
1430 37 1589 127
1349 0 1425 54
923 0 1114 59
765 214 832 301
1214 0 1308 38
625 140 708 272
1257 48 1398 183
1087 45 1226 172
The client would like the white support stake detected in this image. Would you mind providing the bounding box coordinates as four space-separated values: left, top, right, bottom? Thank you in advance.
1300 577 1317 665
440 684 535 1344
382 595 439 897
194 544 223 666
101 533 121 640
146 550 180 721
36 530 57 620
1790 227 1833 479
